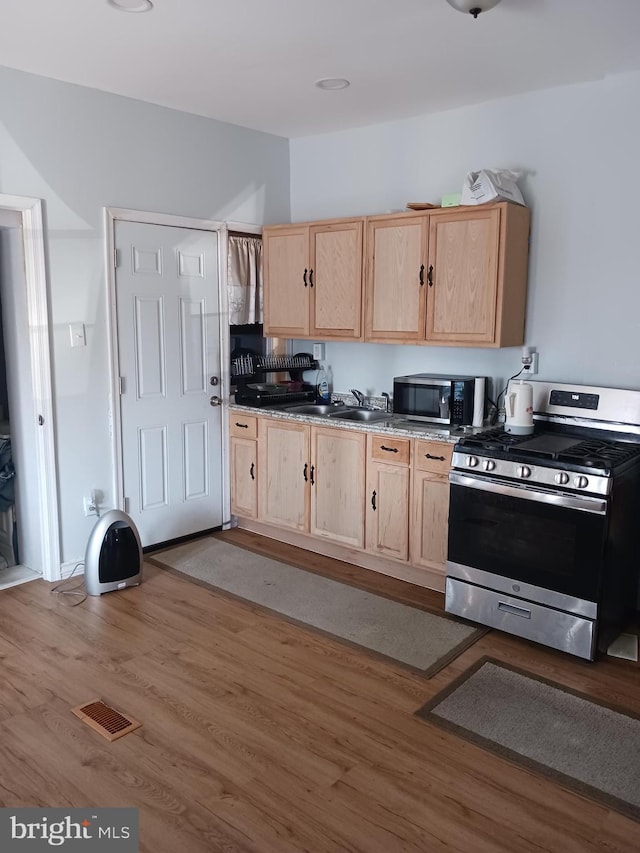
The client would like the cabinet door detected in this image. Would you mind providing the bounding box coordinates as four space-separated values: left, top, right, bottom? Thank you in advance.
310 427 365 548
365 215 428 342
258 419 310 532
410 471 450 573
310 220 363 340
230 437 257 519
426 208 500 344
263 226 310 337
366 461 410 561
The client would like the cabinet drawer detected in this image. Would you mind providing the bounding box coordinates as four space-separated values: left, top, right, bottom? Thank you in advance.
368 434 411 466
414 440 453 475
230 414 258 438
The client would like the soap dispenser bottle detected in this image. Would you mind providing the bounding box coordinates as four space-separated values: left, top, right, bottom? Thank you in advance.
316 364 331 403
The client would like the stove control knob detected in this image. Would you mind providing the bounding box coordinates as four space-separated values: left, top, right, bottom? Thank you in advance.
555 472 570 486
516 465 531 479
482 459 496 472
574 475 589 489
465 455 479 468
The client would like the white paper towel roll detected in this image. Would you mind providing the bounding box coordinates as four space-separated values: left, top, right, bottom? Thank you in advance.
473 377 486 427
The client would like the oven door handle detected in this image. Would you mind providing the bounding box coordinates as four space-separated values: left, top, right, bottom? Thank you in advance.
449 471 608 515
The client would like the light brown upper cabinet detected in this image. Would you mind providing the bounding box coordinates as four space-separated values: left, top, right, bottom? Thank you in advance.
364 215 428 343
365 202 530 347
263 218 364 340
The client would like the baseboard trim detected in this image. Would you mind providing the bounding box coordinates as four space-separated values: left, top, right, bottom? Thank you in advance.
236 518 445 593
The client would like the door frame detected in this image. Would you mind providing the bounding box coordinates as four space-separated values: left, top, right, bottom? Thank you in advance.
0 193 60 581
104 207 231 531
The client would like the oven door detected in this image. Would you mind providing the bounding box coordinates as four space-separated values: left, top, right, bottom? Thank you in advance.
447 472 608 604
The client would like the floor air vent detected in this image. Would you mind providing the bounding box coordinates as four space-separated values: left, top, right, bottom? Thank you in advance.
71 699 142 742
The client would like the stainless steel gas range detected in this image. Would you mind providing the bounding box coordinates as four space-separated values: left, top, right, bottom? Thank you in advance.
445 381 640 660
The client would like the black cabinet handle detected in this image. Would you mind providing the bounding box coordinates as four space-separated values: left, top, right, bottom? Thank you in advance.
371 490 377 511
380 445 398 453
235 422 249 429
303 463 308 482
249 462 255 481
310 465 315 485
303 268 308 287
427 265 434 287
309 268 314 288
425 453 445 461
419 263 425 286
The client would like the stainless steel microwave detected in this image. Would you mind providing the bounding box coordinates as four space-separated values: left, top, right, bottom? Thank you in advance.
392 374 485 426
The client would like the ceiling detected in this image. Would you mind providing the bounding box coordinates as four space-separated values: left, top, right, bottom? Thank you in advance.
2 0 639 139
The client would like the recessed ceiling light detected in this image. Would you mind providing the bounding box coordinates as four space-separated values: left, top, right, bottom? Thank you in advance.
315 78 350 91
108 0 154 12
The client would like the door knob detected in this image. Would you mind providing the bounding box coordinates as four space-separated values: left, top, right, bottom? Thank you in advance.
209 396 220 406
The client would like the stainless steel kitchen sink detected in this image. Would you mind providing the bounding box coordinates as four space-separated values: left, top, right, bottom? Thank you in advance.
283 404 339 416
328 408 390 423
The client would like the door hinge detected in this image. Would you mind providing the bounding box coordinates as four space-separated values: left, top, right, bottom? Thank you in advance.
123 497 130 514
119 376 125 395
114 248 119 269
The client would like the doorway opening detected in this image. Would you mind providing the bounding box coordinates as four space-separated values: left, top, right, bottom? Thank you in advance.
0 195 59 586
0 259 20 586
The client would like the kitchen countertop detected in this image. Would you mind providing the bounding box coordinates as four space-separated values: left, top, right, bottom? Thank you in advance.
229 402 489 443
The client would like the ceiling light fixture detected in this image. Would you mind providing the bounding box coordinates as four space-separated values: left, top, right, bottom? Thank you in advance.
107 0 154 12
445 0 502 18
315 78 351 91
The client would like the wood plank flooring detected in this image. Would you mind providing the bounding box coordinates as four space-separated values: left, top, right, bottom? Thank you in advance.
0 528 638 852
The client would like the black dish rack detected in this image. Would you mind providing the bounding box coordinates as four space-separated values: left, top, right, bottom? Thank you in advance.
233 353 320 407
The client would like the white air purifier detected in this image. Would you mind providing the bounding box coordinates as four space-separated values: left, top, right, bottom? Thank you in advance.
84 509 143 596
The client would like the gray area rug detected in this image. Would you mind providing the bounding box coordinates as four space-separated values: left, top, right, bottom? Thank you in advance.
151 537 485 677
416 657 640 822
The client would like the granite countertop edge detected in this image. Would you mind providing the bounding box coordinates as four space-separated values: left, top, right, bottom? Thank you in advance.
228 403 490 443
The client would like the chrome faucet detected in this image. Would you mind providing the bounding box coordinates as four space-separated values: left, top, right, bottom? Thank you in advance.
350 388 366 407
381 392 391 413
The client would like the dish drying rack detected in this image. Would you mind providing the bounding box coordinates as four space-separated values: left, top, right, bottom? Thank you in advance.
233 353 320 406
232 353 319 378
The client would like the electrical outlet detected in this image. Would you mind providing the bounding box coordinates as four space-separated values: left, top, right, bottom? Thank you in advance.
523 353 539 376
312 342 325 361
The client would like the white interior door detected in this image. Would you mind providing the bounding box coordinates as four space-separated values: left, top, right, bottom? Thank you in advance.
114 220 223 546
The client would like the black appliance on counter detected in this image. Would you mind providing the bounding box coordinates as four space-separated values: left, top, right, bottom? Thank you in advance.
233 353 319 407
445 380 640 661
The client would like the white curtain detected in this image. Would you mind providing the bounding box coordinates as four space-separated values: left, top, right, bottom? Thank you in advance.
228 234 263 325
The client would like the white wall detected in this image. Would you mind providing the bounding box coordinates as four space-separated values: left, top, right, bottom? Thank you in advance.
0 65 290 566
289 71 640 401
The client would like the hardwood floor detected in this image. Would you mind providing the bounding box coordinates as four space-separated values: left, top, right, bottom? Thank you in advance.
0 529 638 852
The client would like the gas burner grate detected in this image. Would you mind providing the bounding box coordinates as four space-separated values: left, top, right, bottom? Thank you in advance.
557 439 640 466
456 427 525 451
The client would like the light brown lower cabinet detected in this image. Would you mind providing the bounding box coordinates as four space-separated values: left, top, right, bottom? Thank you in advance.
258 418 310 532
230 415 258 520
365 434 411 561
310 426 366 548
256 417 366 546
233 414 454 586
409 440 454 574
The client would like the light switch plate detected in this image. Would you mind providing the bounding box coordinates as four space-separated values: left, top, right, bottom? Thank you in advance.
69 322 86 348
312 343 325 361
